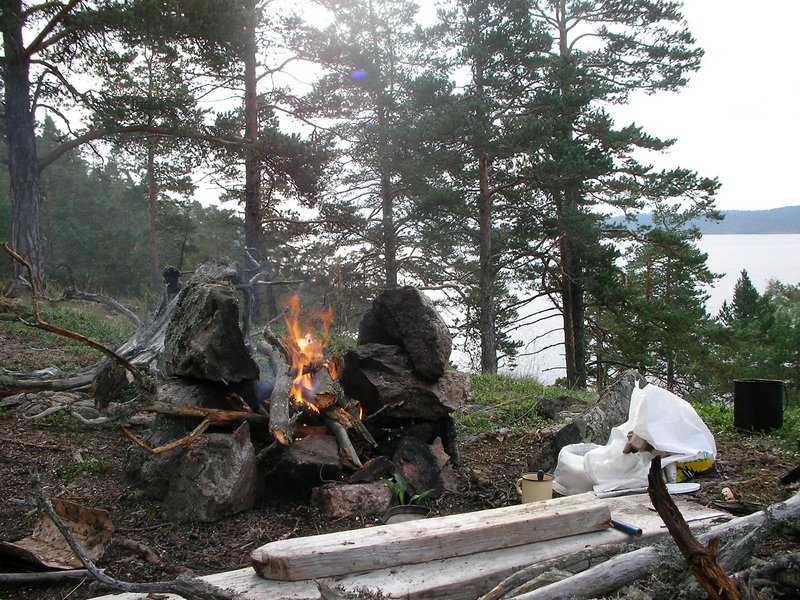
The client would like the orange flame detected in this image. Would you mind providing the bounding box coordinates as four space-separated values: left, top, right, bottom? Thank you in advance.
283 293 335 413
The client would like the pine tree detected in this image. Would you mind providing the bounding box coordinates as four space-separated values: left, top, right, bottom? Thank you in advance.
516 0 713 388
718 270 771 329
594 211 717 392
422 0 551 373
286 0 445 293
0 0 249 294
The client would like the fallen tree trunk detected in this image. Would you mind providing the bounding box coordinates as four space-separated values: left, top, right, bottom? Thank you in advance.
57 287 142 328
0 367 100 395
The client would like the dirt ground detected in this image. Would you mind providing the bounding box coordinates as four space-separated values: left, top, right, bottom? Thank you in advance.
1 401 798 600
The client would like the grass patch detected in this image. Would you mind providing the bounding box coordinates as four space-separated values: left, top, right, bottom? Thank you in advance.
55 459 109 483
455 373 593 436
0 300 135 372
693 399 799 453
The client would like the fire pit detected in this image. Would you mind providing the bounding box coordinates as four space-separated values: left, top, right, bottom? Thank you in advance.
125 270 471 522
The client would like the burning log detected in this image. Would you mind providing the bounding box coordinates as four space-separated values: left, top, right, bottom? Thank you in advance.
260 326 298 446
260 297 376 460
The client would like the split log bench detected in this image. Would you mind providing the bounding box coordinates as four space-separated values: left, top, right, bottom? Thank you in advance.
88 493 728 600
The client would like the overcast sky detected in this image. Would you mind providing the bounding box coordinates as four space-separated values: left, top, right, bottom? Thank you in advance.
614 0 800 212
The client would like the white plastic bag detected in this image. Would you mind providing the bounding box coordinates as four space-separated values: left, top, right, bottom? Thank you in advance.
553 383 716 494
626 384 717 461
552 443 597 495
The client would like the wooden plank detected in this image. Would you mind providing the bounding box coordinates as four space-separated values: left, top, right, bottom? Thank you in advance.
87 495 729 600
251 493 610 581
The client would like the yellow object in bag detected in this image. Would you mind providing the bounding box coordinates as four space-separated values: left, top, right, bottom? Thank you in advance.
676 451 714 482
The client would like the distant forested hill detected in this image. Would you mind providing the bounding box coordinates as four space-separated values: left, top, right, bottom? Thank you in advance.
629 205 800 234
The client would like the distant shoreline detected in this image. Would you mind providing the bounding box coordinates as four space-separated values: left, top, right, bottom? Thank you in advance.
701 231 800 235
619 205 800 235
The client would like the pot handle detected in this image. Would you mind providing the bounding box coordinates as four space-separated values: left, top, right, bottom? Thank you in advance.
516 478 523 494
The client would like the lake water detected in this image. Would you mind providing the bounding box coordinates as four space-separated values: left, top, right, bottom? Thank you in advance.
490 234 800 383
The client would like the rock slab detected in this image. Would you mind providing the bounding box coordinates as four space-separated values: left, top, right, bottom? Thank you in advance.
163 278 259 383
358 287 452 381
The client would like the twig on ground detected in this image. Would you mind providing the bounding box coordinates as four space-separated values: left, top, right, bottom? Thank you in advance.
115 538 195 576
27 471 244 600
0 435 66 450
0 570 91 584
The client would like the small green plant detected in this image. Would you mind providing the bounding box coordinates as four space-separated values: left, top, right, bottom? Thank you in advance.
0 406 12 419
383 474 435 506
55 459 109 483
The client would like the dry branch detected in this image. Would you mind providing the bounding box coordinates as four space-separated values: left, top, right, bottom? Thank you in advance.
647 456 742 600
27 472 243 600
326 417 363 468
0 569 92 584
505 546 661 600
478 544 627 600
118 401 269 452
57 287 142 327
115 538 195 576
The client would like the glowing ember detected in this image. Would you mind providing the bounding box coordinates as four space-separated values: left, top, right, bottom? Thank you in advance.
283 293 336 413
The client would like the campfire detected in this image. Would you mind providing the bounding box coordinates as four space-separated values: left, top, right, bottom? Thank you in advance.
282 292 335 413
262 293 373 468
125 265 471 522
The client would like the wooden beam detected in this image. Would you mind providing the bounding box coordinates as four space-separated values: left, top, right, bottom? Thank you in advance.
86 496 727 600
251 493 610 581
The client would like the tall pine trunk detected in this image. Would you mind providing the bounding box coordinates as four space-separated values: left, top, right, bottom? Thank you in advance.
243 10 261 257
557 196 587 390
478 152 497 374
146 145 160 292
381 171 398 288
241 5 276 319
2 2 45 295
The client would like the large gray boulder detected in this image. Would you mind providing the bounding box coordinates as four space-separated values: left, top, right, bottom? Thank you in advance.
163 278 259 383
341 344 470 420
128 422 259 522
358 287 452 381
